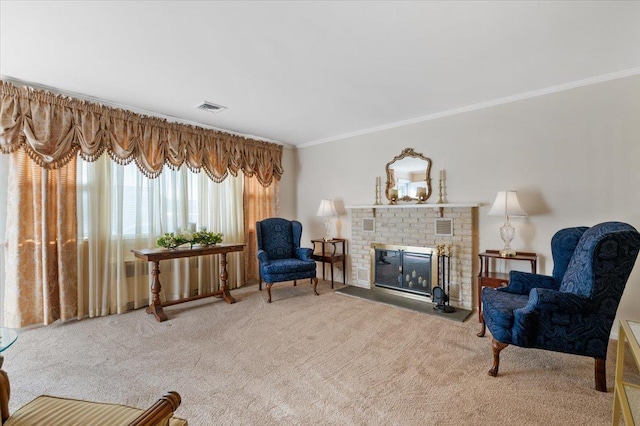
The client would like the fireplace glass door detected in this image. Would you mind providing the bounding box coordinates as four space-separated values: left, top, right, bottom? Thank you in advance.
373 247 433 297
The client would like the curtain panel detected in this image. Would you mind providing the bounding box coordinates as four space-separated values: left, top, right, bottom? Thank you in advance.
0 81 283 186
4 151 78 327
243 176 278 284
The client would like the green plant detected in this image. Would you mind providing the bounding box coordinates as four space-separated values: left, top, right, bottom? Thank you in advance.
156 229 223 249
193 230 223 246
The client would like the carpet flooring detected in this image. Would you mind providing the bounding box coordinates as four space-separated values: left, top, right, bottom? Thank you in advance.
3 281 631 425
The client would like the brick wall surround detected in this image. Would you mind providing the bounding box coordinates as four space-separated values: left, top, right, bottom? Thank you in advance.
348 205 478 309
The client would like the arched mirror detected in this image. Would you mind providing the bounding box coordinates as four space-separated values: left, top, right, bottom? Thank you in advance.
385 148 432 202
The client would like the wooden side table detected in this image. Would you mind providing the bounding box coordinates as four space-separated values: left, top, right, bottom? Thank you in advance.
477 250 537 337
311 238 346 289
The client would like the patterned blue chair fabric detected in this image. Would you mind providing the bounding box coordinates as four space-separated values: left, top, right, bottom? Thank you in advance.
482 222 640 392
256 218 318 303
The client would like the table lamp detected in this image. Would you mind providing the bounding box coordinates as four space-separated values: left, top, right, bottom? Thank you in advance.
488 191 527 257
316 199 338 241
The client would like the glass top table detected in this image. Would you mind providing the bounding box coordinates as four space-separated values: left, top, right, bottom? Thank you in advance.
0 328 17 353
0 328 17 369
614 320 640 424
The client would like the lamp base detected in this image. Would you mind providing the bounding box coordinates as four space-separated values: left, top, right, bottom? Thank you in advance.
323 219 333 241
499 220 517 258
499 248 516 257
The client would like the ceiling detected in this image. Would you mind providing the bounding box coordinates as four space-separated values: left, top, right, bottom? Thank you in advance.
1 1 639 147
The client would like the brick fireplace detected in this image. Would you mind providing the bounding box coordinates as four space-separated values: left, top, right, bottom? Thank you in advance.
347 204 479 309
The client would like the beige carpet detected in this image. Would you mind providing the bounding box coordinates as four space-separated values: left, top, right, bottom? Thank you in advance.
3 281 629 425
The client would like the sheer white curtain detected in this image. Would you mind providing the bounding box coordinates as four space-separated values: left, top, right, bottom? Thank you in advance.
76 156 244 319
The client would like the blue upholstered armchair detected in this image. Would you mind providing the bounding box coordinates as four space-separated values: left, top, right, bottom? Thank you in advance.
256 218 318 303
482 222 640 391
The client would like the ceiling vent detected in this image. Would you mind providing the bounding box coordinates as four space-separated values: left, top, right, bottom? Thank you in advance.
195 101 226 113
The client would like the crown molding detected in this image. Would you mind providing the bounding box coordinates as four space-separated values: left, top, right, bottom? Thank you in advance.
298 67 640 149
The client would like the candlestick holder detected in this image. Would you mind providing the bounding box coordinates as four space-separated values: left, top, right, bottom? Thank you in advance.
374 177 383 205
416 186 427 204
436 179 445 216
389 189 398 205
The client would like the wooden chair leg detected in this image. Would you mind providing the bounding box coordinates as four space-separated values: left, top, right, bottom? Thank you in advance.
488 338 509 377
0 368 10 423
595 357 607 392
312 277 319 296
129 391 181 426
477 319 486 337
266 283 273 303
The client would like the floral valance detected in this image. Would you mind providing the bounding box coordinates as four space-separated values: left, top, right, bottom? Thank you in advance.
0 80 283 186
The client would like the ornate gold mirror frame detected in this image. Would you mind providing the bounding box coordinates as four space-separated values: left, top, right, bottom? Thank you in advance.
385 148 432 203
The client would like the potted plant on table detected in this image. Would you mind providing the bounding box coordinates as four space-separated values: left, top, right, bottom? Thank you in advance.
156 229 223 250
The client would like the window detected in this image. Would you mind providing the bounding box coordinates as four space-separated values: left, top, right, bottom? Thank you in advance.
78 159 203 238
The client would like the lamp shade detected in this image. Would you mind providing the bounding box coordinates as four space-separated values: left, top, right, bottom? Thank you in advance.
316 199 338 217
488 191 527 217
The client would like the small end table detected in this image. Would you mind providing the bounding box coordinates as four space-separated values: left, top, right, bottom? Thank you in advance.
613 319 640 423
311 238 346 289
0 328 17 421
477 250 537 337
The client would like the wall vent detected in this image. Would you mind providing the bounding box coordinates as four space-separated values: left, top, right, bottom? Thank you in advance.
357 268 369 284
434 218 454 237
125 261 150 278
362 218 375 232
195 101 227 113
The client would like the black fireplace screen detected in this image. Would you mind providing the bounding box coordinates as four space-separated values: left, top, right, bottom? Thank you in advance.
374 248 433 296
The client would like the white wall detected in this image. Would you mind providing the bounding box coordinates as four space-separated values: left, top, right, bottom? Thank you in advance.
294 74 640 335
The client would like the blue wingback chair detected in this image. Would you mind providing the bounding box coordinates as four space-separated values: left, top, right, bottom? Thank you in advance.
482 222 640 391
256 218 318 303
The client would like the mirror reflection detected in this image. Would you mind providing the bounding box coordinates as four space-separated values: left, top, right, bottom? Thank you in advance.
385 148 432 202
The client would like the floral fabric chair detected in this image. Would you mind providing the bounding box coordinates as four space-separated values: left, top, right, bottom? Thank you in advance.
256 218 318 303
482 222 640 391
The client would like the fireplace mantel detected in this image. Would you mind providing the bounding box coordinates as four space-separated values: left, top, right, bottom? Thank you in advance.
346 202 481 209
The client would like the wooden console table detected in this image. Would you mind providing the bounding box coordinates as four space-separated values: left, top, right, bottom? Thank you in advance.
132 243 245 322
